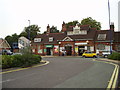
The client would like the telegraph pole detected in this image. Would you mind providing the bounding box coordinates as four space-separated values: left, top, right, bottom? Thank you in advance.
28 20 30 40
108 0 112 54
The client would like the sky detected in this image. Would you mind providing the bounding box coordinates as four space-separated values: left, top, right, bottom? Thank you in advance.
0 0 119 38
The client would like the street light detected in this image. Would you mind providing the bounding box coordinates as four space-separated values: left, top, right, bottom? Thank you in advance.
108 0 112 54
28 20 30 40
28 20 31 47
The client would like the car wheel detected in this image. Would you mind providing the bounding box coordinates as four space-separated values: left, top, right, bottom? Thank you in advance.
83 56 86 58
104 55 108 58
93 56 97 58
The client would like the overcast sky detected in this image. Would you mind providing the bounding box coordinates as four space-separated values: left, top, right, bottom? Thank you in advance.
0 0 119 38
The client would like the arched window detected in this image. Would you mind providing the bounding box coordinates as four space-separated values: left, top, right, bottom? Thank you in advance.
97 44 105 50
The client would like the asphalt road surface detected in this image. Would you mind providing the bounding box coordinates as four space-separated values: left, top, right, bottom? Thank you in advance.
2 57 115 88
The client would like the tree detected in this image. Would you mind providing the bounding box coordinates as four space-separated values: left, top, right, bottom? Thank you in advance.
81 17 101 30
66 20 80 28
19 25 40 40
5 33 19 50
50 26 59 33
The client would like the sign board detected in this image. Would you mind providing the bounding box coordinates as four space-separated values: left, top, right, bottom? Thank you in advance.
46 45 53 48
75 47 78 52
54 46 59 53
75 43 87 45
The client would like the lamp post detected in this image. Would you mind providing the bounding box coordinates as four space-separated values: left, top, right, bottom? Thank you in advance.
28 20 30 40
108 0 112 54
28 20 31 47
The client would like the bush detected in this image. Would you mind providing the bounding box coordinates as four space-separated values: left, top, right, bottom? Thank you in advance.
2 54 42 69
108 52 120 60
2 55 14 69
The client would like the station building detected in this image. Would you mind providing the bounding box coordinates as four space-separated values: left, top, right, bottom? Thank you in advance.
31 22 120 56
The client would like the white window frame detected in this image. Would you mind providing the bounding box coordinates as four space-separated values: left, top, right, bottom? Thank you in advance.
97 34 106 40
34 38 41 42
49 37 53 42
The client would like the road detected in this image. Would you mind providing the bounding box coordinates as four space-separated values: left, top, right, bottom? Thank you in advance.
2 57 115 88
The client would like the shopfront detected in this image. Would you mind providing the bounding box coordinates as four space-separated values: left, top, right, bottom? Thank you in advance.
45 45 53 55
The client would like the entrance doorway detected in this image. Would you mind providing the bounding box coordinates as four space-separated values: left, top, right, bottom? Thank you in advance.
78 46 85 56
65 46 72 56
46 48 52 55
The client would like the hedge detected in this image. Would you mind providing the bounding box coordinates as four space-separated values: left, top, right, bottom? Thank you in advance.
108 52 120 60
2 54 42 69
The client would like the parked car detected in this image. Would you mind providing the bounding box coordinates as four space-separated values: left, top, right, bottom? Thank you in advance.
2 50 13 55
12 53 22 55
82 51 97 58
101 51 111 58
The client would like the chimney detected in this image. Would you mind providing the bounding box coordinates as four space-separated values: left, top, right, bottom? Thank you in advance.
47 24 50 33
61 21 67 32
110 22 114 31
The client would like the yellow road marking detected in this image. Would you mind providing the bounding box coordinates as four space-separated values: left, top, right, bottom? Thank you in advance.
93 59 119 90
107 65 117 90
112 65 119 88
0 60 49 74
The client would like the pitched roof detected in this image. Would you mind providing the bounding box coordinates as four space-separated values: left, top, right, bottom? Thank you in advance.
69 28 96 40
95 30 114 42
0 38 11 48
34 33 67 44
33 27 97 44
19 36 30 43
0 38 3 44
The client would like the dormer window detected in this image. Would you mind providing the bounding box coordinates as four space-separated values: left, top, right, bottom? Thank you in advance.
97 34 106 40
49 37 53 42
34 38 41 42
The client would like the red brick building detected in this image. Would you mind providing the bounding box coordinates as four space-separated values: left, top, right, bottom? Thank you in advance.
32 22 120 56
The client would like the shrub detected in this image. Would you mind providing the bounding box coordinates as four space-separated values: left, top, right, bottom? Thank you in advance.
12 55 23 67
108 52 120 60
2 46 42 69
2 55 14 69
2 54 42 69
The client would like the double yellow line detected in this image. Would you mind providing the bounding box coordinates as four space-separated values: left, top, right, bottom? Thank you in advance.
93 59 119 90
107 63 119 90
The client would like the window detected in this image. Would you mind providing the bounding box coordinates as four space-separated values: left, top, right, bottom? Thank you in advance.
34 38 41 42
79 30 87 34
116 44 120 51
87 46 90 51
67 31 73 35
19 39 24 46
49 37 53 42
73 29 80 34
97 34 106 40
97 44 105 50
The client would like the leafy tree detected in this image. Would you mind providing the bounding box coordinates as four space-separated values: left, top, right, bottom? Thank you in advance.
81 17 101 30
66 20 80 28
19 25 40 40
50 26 59 33
5 33 19 50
